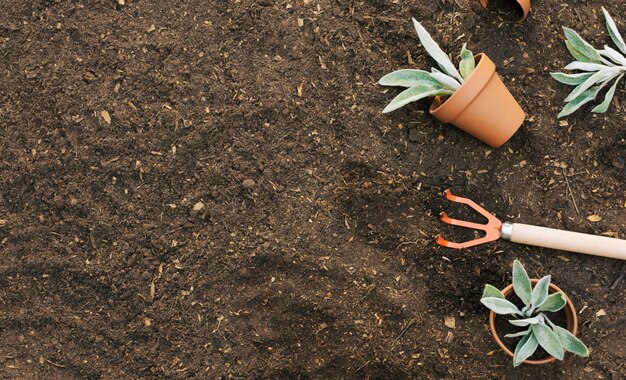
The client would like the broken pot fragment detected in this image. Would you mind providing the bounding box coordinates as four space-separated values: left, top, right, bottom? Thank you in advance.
478 0 531 22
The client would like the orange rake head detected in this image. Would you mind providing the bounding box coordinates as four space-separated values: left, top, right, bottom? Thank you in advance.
436 189 503 249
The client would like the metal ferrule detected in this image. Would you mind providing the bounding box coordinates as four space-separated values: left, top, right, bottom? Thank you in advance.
501 222 513 240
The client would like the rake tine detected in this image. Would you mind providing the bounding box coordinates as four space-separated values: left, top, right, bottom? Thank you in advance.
436 234 499 249
440 211 489 231
443 189 501 226
436 189 503 249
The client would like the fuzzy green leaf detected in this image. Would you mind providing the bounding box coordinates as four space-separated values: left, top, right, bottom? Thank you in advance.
564 67 622 102
429 71 461 90
509 315 543 327
531 323 564 360
482 284 505 299
531 276 551 309
592 74 624 113
599 45 626 66
379 69 441 88
481 297 522 316
565 41 594 63
512 260 532 307
505 328 531 338
564 61 609 71
558 83 607 118
513 333 539 367
602 7 626 55
382 84 452 113
563 27 602 63
550 72 594 85
459 43 475 80
552 325 589 357
412 18 464 83
537 292 567 312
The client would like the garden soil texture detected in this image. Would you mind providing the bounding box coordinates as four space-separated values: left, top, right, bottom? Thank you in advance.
1 0 624 378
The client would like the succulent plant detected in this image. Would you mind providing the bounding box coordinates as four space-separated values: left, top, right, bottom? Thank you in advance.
481 260 588 366
379 18 475 113
551 7 626 118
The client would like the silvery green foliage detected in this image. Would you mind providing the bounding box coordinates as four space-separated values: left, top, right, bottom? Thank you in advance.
551 8 626 118
379 19 476 113
481 260 588 367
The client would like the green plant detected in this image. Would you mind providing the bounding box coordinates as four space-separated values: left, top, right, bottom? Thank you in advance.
551 7 626 118
481 260 588 366
379 18 476 113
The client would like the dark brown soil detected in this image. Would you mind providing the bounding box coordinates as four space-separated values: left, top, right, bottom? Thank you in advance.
1 0 624 378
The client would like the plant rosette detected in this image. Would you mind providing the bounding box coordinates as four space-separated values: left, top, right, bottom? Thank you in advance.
489 279 578 365
379 19 525 148
481 260 588 366
551 8 626 117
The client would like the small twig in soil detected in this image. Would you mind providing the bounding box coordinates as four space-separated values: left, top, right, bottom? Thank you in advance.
528 256 543 271
611 273 624 290
46 359 66 368
354 360 370 373
391 319 415 349
150 280 156 302
362 15 401 22
573 8 583 23
212 315 224 333
165 226 184 235
396 239 420 250
562 169 580 215
360 285 376 301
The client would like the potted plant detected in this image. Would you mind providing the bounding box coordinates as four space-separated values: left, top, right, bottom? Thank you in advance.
477 0 531 22
379 19 525 148
551 7 626 118
481 260 589 366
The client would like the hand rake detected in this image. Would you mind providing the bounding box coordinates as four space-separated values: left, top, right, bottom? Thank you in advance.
436 189 626 260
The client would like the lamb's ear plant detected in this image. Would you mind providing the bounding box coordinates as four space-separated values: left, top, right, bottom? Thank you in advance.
551 7 626 118
379 19 476 113
481 260 588 366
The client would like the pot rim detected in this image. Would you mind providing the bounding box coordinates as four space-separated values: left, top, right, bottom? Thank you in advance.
488 279 578 365
479 0 531 22
429 53 495 122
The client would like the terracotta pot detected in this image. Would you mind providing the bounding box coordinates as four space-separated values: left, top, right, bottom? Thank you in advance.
478 0 531 22
429 54 525 148
488 279 578 365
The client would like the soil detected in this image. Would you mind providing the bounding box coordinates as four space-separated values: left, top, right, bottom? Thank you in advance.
0 0 624 379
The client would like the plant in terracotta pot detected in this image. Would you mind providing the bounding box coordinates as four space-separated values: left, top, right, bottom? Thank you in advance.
379 19 525 148
481 260 588 366
551 8 626 118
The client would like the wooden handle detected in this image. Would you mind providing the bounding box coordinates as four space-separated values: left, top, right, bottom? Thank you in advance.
509 223 626 260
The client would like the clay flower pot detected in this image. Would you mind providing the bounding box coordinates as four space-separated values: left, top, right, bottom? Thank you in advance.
478 0 531 22
429 53 525 148
489 279 579 365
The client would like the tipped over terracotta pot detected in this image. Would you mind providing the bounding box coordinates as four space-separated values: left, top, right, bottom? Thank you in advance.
429 53 525 148
489 279 578 365
478 0 531 21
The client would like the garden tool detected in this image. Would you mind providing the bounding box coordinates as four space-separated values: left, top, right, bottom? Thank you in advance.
436 189 626 260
